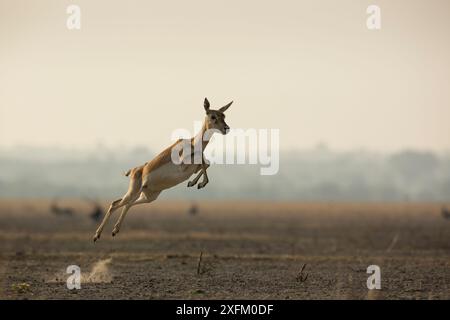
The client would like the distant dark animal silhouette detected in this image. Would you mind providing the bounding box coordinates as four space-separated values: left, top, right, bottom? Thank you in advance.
50 201 74 216
83 198 104 222
442 206 450 220
188 202 199 216
89 203 104 222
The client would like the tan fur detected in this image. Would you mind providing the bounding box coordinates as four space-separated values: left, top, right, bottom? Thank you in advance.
93 98 232 242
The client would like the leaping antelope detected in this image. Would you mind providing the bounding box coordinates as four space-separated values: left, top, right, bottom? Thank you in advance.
93 98 232 242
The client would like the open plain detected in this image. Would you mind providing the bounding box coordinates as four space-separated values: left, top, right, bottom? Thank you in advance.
0 200 448 299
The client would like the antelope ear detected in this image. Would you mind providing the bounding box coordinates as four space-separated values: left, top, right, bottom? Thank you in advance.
219 100 233 113
204 98 210 112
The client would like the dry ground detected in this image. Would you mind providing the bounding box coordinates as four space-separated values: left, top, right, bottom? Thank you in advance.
0 200 449 299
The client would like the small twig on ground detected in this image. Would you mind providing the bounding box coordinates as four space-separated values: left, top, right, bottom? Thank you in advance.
296 263 308 283
197 251 203 275
386 233 399 252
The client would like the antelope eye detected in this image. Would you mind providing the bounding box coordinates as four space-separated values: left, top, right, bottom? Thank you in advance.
211 115 216 120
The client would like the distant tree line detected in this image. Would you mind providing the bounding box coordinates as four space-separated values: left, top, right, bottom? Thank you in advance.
0 146 449 201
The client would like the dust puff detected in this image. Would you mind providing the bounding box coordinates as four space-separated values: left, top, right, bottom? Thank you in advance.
82 258 113 283
47 258 113 284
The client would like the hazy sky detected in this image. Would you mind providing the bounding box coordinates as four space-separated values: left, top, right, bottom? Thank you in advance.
1 0 449 152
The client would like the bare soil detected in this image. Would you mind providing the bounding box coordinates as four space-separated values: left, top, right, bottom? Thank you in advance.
0 200 448 299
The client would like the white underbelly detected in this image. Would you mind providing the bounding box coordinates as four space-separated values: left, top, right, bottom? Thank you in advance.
144 163 198 191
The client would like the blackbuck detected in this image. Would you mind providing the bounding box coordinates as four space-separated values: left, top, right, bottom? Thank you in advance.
93 98 232 242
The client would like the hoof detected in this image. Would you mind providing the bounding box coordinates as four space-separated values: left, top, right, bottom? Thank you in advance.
93 234 100 242
187 181 195 187
112 229 119 237
197 184 205 189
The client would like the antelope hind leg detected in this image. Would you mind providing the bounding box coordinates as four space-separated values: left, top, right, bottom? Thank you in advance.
112 191 161 237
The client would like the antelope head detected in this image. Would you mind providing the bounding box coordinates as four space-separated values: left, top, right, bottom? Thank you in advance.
203 98 232 135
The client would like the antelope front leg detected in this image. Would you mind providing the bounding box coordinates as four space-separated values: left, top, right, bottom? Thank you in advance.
197 164 209 189
187 168 204 187
187 153 209 187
